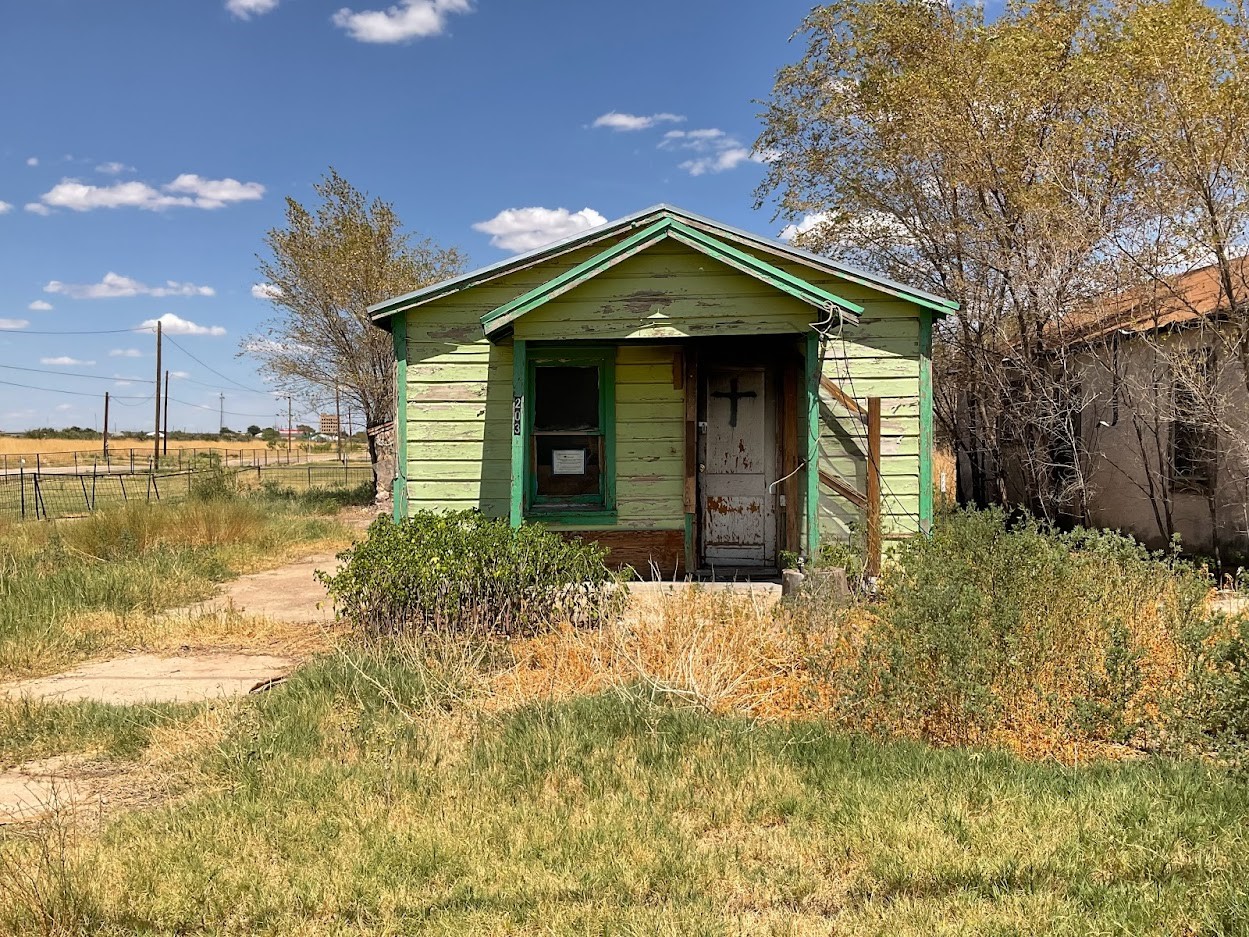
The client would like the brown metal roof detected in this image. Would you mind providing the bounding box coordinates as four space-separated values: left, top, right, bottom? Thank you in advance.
1057 257 1249 343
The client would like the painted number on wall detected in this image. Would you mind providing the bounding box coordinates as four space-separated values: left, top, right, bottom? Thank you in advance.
512 395 523 435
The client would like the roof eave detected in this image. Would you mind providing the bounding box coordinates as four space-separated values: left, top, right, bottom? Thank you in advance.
368 202 961 324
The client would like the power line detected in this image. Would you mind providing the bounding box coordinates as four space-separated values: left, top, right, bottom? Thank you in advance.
175 373 261 393
0 326 154 336
0 377 150 399
168 396 298 420
0 363 155 384
163 335 270 393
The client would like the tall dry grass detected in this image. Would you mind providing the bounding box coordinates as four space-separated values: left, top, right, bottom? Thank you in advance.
490 511 1243 764
491 588 828 719
0 497 353 678
0 438 269 457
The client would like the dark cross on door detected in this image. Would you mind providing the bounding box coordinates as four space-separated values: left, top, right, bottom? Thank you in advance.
711 377 757 428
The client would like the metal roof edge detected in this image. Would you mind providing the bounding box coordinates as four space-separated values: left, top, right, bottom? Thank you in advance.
367 204 674 321
368 202 959 323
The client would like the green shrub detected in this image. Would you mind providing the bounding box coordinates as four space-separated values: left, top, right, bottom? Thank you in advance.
186 452 238 502
1171 615 1249 771
827 507 1213 748
317 510 627 636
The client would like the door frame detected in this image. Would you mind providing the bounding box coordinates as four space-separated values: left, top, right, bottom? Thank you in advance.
688 338 799 573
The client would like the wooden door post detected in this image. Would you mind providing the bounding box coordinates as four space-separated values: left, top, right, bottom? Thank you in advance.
866 397 882 578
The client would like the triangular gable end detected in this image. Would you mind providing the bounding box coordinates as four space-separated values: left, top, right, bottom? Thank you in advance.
479 218 865 340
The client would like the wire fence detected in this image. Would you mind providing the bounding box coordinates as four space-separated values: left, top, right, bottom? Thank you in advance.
0 461 375 522
0 443 368 474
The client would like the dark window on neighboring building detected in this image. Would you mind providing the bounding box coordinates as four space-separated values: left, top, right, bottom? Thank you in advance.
1171 349 1217 494
1049 391 1084 491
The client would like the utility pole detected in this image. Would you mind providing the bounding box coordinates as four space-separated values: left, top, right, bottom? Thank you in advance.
219 393 224 437
286 394 293 455
152 319 162 465
335 384 342 463
162 368 170 455
103 391 110 459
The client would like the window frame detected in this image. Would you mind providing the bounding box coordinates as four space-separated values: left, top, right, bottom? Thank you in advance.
1170 347 1218 496
524 345 617 521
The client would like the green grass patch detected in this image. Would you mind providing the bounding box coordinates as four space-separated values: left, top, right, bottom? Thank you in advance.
0 495 354 678
0 698 205 769
4 673 1248 935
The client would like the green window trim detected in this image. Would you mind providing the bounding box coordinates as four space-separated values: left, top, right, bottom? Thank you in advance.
522 345 617 522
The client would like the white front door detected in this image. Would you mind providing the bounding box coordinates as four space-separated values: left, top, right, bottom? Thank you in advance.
701 367 775 567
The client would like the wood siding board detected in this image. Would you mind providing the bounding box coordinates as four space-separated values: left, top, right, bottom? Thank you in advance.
918 310 934 535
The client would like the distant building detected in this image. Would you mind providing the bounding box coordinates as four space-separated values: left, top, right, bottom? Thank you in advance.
319 413 341 436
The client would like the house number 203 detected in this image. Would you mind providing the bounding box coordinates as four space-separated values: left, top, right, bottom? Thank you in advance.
512 395 523 435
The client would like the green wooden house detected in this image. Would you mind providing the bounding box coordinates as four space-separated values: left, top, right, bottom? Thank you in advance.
369 205 955 576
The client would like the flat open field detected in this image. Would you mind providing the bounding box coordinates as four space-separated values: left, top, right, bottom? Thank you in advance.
0 438 368 473
0 438 268 456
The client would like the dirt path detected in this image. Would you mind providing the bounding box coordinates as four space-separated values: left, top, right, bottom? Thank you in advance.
170 553 340 624
2 653 296 706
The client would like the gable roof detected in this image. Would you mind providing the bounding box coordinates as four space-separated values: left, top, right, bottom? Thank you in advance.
368 203 959 327
480 216 866 340
1055 256 1249 344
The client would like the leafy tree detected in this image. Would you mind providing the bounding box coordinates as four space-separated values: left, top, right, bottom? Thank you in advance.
756 0 1249 518
247 168 467 483
246 424 262 437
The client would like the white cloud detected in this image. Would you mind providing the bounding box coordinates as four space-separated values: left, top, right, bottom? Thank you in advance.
55 403 74 412
0 201 12 215
163 174 265 207
333 0 472 43
41 356 95 366
109 348 143 358
251 282 283 300
226 0 279 18
139 313 226 337
779 213 831 243
169 370 190 379
659 127 767 176
472 207 608 254
25 157 38 167
45 273 216 300
680 148 756 176
660 128 727 146
0 319 29 330
95 161 135 175
28 300 53 311
32 174 264 213
24 203 51 216
592 112 685 132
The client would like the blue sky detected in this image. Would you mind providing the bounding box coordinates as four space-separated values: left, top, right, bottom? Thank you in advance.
0 0 817 432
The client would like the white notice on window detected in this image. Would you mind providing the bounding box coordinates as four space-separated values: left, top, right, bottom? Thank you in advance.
552 449 586 476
